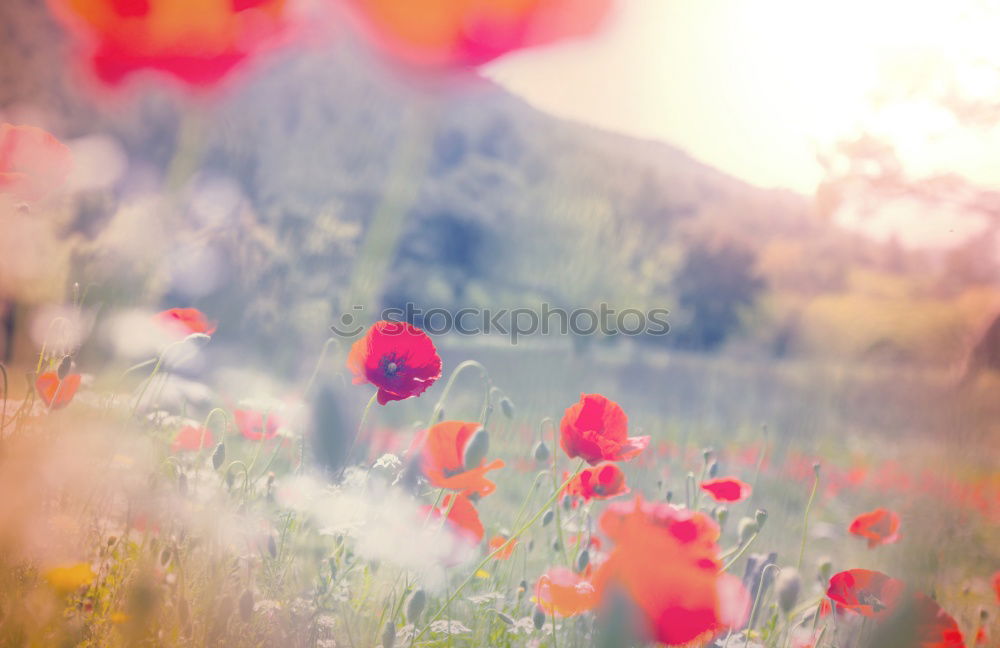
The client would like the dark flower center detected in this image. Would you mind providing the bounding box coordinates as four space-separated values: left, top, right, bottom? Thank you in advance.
381 354 404 377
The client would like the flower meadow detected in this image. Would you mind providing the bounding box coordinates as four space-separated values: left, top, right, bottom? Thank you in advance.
2 1 1000 647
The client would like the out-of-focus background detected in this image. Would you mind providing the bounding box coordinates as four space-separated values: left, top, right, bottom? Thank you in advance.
3 0 999 435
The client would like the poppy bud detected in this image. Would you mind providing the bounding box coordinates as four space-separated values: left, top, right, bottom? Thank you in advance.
532 441 550 463
500 397 515 419
382 621 396 648
817 557 832 583
542 510 554 527
267 535 277 558
775 568 801 615
703 447 713 463
576 549 590 572
665 490 673 503
552 539 561 552
517 579 528 600
981 608 989 621
496 611 515 625
532 606 546 630
738 517 758 544
462 427 489 470
715 506 729 527
212 443 226 470
239 589 254 621
755 508 768 528
562 495 572 511
708 461 719 478
527 540 534 552
225 467 236 489
57 355 73 380
812 462 821 477
406 589 426 623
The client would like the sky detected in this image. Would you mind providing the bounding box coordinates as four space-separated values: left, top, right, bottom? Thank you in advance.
485 0 1000 247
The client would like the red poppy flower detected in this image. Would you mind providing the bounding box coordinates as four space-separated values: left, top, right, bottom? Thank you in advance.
849 508 901 548
991 570 999 603
559 394 649 465
593 498 749 646
564 462 630 501
35 371 82 410
347 321 442 406
826 569 905 619
423 493 484 545
235 409 281 441
171 425 214 452
344 0 612 69
700 477 752 503
535 566 597 617
409 421 504 497
488 534 516 559
0 124 73 202
48 0 290 88
156 308 217 336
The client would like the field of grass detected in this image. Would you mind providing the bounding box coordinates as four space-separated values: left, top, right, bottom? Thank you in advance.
1 321 996 647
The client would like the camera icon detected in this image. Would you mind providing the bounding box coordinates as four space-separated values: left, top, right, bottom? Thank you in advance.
330 305 365 337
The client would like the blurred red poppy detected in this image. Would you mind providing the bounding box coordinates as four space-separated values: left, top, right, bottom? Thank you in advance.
156 308 217 336
907 593 965 648
849 508 900 548
564 462 629 501
700 477 752 503
410 421 504 497
423 493 484 545
488 534 516 559
0 124 73 202
826 569 905 619
35 371 82 410
347 321 442 405
593 497 749 645
171 425 214 452
992 570 1000 603
535 566 597 617
235 409 281 441
48 0 290 88
559 394 649 465
344 0 612 69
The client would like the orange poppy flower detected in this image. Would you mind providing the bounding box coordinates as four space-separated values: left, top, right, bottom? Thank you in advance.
849 508 900 548
35 371 82 409
0 123 73 202
235 409 281 441
564 462 629 501
344 0 612 69
535 566 597 617
700 477 752 503
48 0 290 88
488 534 516 559
593 498 749 646
156 308 217 336
410 421 505 497
826 569 905 619
423 493 484 545
347 321 442 405
559 394 649 465
171 425 214 452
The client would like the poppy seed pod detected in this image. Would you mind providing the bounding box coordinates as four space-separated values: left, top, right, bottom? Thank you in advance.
267 535 277 558
738 517 758 544
462 427 490 470
817 557 832 583
576 549 590 572
775 568 801 614
496 611 515 625
381 621 396 648
239 589 254 622
533 441 551 463
532 606 546 630
57 355 73 380
212 443 226 470
715 506 729 527
500 397 515 419
542 510 555 527
406 589 426 623
755 508 768 528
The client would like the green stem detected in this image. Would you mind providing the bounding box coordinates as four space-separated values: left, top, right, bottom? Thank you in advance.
347 393 378 463
797 467 820 571
722 530 760 572
430 360 488 423
304 337 341 397
414 460 586 643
